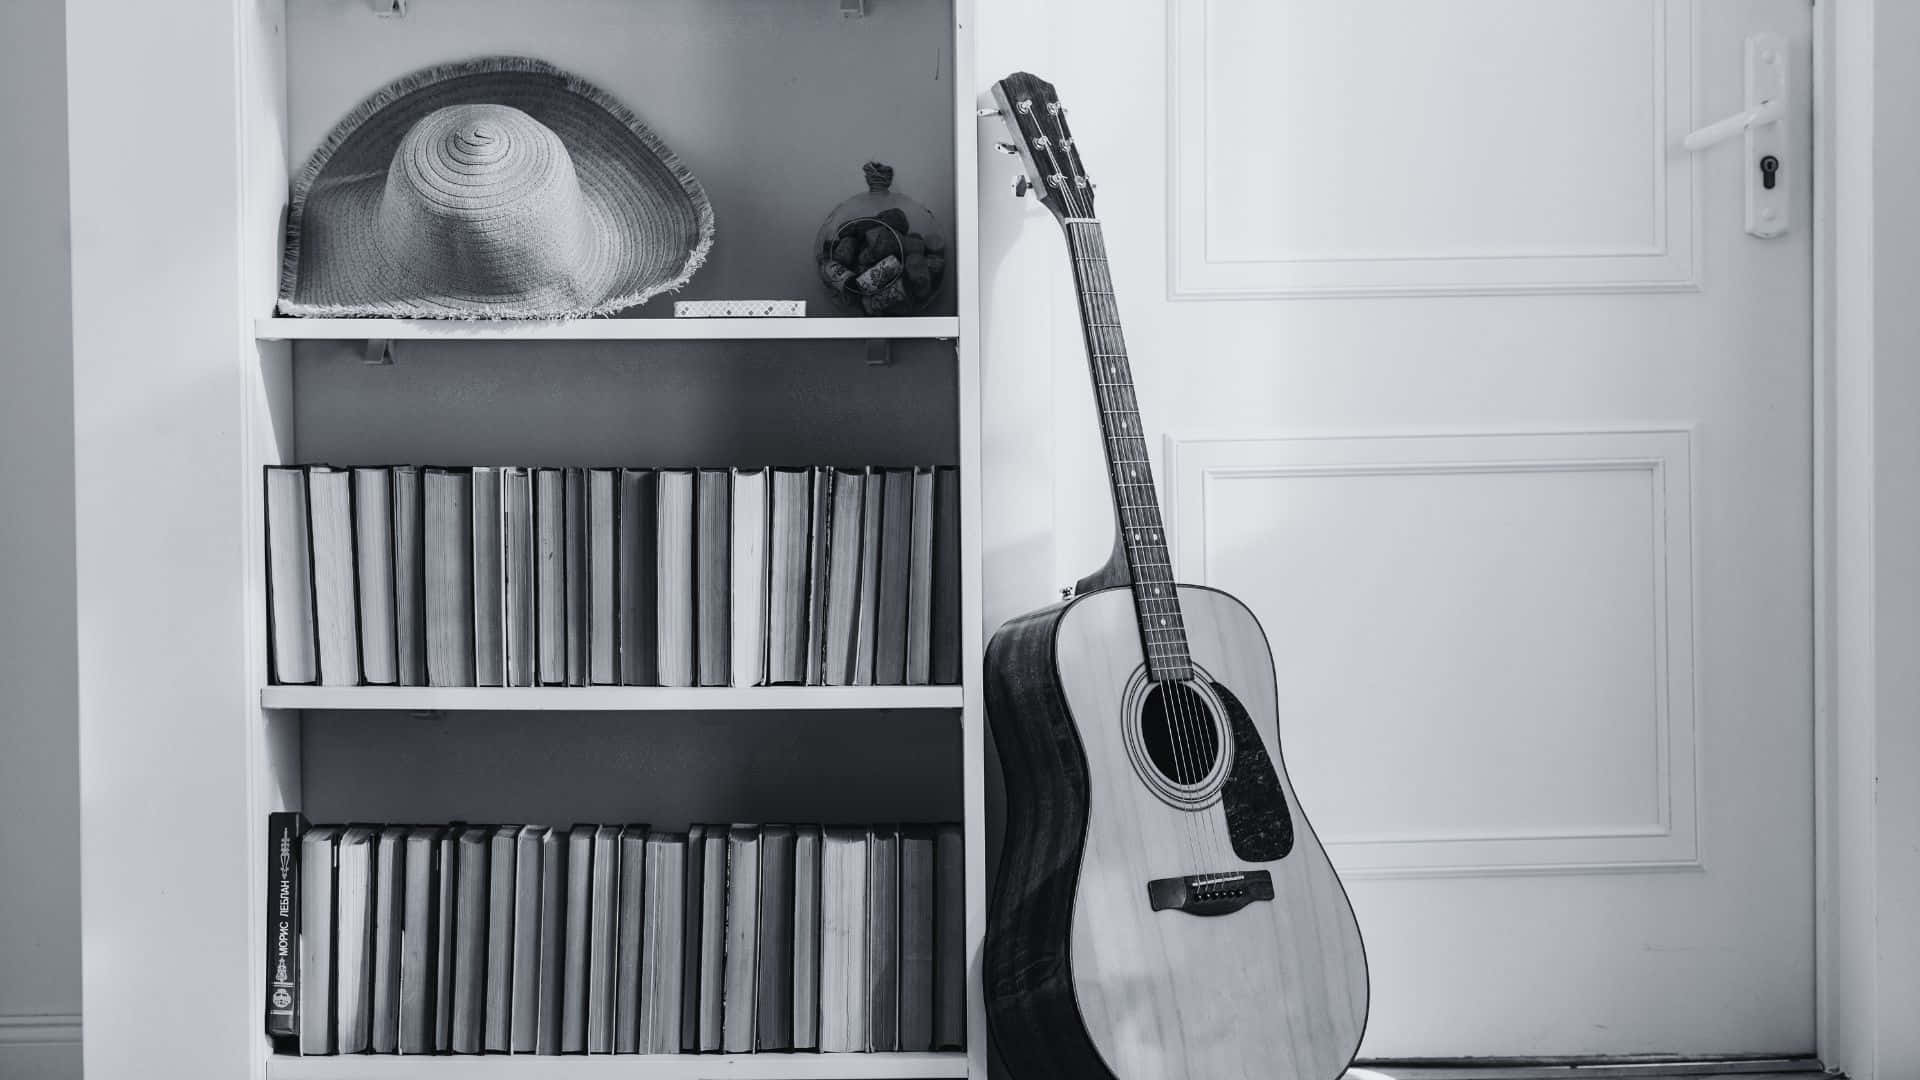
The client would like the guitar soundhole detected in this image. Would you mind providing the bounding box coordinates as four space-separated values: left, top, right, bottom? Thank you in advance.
1140 681 1222 786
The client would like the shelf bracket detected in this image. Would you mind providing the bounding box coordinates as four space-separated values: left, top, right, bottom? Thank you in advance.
865 339 892 366
374 0 407 16
363 338 395 366
839 0 867 17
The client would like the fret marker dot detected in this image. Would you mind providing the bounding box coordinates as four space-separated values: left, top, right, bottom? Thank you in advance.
1160 617 1169 625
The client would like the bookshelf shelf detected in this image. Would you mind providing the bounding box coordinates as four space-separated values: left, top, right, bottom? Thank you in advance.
261 685 965 712
256 317 961 343
264 1053 970 1079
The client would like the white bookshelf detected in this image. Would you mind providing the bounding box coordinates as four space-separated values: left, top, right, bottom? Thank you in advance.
68 0 985 1077
265 1053 969 1079
262 686 965 712
256 316 962 342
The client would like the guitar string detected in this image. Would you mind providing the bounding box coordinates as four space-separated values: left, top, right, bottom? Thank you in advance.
1040 108 1212 844
1030 94 1223 868
1062 117 1229 872
1024 95 1205 819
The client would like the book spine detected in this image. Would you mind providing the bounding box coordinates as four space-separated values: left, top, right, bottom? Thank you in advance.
866 826 900 1052
265 811 306 1042
565 467 588 687
933 823 966 1050
680 825 706 1052
393 466 427 686
792 826 823 1051
755 825 797 1051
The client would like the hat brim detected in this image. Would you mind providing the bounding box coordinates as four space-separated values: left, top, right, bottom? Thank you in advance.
277 57 714 319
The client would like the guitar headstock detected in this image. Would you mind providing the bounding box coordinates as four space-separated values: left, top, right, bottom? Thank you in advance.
990 71 1095 226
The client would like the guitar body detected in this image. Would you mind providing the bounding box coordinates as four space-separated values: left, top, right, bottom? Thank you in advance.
986 584 1369 1080
982 69 1368 1079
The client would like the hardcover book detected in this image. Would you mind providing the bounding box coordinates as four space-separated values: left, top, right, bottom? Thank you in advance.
933 823 966 1049
931 468 963 686
398 826 443 1054
298 825 340 1056
309 466 360 687
822 469 866 686
392 465 428 686
614 826 649 1054
818 826 869 1053
561 824 594 1053
680 824 709 1052
534 469 567 686
353 468 398 686
588 468 620 685
502 467 536 688
264 467 316 685
483 825 517 1053
565 467 589 686
905 467 936 686
656 469 697 688
874 469 914 685
852 468 885 686
793 825 823 1051
722 824 762 1053
471 467 505 688
696 824 729 1052
450 826 490 1054
640 832 689 1053
755 825 797 1051
766 468 812 684
535 828 565 1056
696 468 732 686
334 825 379 1054
510 826 546 1053
805 467 833 685
370 826 408 1053
424 469 475 687
865 825 901 1052
898 825 937 1051
264 811 307 1044
618 469 659 686
587 824 621 1052
730 469 769 688
433 828 457 1051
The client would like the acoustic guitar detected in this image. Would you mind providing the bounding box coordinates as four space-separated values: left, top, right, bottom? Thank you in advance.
982 71 1370 1080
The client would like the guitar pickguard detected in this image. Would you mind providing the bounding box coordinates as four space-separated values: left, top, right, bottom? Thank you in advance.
1216 682 1294 862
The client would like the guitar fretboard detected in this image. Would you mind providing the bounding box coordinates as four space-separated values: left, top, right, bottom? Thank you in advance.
1067 220 1192 682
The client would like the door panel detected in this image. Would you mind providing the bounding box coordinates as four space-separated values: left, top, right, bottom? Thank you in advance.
1170 0 1699 295
993 0 1815 1057
1167 430 1697 877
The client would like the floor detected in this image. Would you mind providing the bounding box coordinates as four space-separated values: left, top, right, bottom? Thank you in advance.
1356 1059 1830 1080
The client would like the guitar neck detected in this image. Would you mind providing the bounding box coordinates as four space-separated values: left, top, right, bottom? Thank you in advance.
1065 220 1192 682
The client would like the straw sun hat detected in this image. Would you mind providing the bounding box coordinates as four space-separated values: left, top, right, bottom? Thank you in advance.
278 57 714 319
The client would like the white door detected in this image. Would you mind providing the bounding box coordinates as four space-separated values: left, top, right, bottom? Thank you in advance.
979 0 1815 1057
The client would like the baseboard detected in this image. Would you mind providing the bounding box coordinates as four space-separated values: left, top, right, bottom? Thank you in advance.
0 1013 82 1046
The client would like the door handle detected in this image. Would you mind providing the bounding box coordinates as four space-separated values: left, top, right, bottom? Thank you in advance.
1683 98 1784 152
1682 32 1789 239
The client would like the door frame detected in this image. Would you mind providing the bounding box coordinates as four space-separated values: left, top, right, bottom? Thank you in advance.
1814 3 1920 1079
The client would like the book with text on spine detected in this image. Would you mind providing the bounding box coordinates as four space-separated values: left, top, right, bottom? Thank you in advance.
264 811 307 1046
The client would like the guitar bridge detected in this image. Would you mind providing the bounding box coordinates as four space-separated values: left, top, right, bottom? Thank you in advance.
1146 871 1274 917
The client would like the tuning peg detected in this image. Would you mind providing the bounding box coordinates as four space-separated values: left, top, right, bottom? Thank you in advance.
1012 175 1033 198
995 142 1019 155
976 107 1004 118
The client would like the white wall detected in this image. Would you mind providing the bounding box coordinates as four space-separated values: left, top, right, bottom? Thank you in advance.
0 0 82 1077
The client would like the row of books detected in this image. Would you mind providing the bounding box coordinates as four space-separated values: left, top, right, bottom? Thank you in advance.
265 464 962 689
266 816 964 1057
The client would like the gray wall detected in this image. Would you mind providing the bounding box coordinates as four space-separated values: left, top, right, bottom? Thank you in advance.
0 0 82 1076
